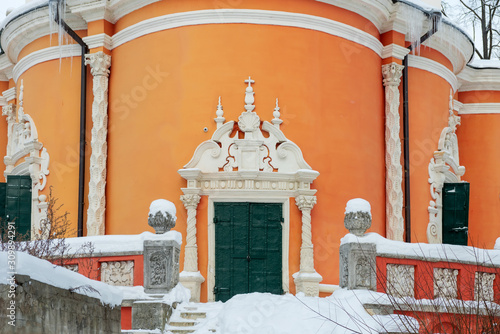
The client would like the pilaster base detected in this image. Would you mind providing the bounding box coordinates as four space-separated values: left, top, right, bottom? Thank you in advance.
293 271 322 297
179 271 205 302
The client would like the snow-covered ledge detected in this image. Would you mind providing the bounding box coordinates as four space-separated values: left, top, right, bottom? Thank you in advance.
178 77 320 300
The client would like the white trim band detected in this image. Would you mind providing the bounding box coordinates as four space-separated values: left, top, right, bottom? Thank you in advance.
13 44 82 82
458 103 500 115
83 33 113 50
407 54 459 92
112 9 383 55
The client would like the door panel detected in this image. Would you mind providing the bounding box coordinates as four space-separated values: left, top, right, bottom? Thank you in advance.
442 183 470 246
214 202 282 301
5 175 32 241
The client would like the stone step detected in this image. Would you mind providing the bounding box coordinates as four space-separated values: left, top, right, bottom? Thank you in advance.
121 330 161 334
169 329 195 334
169 321 197 327
180 311 207 320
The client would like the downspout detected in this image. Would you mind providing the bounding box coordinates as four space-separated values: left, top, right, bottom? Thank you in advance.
403 10 441 242
50 0 89 237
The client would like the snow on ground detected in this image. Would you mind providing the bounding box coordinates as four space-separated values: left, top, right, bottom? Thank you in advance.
0 251 122 307
56 231 182 255
212 290 417 334
149 199 177 220
343 232 500 265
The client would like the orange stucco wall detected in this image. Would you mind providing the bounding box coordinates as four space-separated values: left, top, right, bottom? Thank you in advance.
407 66 452 243
0 81 9 182
457 113 500 248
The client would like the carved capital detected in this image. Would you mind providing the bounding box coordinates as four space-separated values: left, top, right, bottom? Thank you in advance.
382 63 404 87
295 195 317 211
85 51 111 77
180 194 201 209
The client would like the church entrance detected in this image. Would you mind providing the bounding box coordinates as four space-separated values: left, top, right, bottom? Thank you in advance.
214 202 283 302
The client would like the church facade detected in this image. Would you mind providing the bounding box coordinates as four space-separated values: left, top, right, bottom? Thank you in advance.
0 0 499 302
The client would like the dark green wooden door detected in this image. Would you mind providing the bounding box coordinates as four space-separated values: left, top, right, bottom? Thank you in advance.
442 183 469 246
214 203 282 302
5 175 32 241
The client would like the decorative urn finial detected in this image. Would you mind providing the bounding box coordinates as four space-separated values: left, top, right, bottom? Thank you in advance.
344 198 372 236
148 199 177 234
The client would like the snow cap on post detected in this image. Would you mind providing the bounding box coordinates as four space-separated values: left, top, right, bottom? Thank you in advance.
344 198 372 237
148 199 177 234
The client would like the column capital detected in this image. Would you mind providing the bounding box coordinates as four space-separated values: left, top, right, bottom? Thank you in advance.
382 62 404 87
2 104 16 123
85 51 111 77
180 193 201 209
295 195 317 211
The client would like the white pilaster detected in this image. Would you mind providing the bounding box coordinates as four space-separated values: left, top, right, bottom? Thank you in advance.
382 63 405 241
85 51 111 236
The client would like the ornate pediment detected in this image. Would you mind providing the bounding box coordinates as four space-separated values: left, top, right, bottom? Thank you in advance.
182 77 314 177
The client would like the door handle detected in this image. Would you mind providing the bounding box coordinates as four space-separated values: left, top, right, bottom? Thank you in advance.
451 226 468 232
247 255 251 262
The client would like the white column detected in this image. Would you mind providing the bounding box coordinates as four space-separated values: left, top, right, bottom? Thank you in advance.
382 62 405 241
294 195 322 296
85 51 111 236
179 192 205 302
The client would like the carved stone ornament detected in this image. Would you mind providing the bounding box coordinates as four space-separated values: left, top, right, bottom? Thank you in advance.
101 261 134 286
475 272 495 302
386 264 415 297
427 91 466 244
344 212 372 237
86 51 112 236
434 267 458 299
148 211 176 234
382 62 405 241
2 80 50 240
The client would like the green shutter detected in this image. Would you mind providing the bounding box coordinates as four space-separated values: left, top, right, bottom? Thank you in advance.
442 182 470 246
214 202 282 302
5 175 32 241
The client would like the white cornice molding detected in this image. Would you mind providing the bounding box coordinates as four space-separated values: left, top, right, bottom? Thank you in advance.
315 0 393 32
67 0 113 23
112 9 383 56
382 43 409 60
83 33 113 50
458 66 500 92
458 103 500 115
3 87 16 102
0 54 14 81
107 0 162 23
12 44 82 82
453 99 463 112
408 54 459 91
1 6 87 64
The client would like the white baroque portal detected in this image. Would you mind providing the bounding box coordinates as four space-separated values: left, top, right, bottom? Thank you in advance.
178 77 321 301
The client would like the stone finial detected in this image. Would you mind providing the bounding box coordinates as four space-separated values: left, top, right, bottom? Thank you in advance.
272 98 283 128
148 199 177 234
214 96 225 128
344 198 372 236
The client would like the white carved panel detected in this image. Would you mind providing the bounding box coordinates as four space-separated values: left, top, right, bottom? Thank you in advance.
64 264 79 273
475 272 495 302
434 268 458 298
387 264 415 297
100 261 134 286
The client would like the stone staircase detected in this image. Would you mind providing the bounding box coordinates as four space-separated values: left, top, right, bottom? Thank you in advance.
164 303 222 334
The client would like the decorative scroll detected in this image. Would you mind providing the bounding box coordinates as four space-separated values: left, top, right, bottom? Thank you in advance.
427 91 465 243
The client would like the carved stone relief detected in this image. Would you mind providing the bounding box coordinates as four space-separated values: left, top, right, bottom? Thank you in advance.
474 271 495 302
150 250 167 286
387 264 415 297
434 268 458 298
100 261 134 286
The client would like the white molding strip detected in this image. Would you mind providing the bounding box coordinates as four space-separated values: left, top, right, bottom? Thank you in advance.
112 9 383 56
382 43 409 60
458 103 500 115
13 45 82 83
458 66 500 92
407 54 459 92
83 33 113 50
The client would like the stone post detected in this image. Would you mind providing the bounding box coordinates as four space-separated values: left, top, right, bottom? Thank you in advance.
179 193 205 302
382 62 405 241
85 51 111 236
339 199 377 290
293 195 322 297
143 239 180 294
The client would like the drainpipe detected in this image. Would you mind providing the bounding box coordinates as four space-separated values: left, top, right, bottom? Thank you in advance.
50 0 89 237
403 10 441 242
